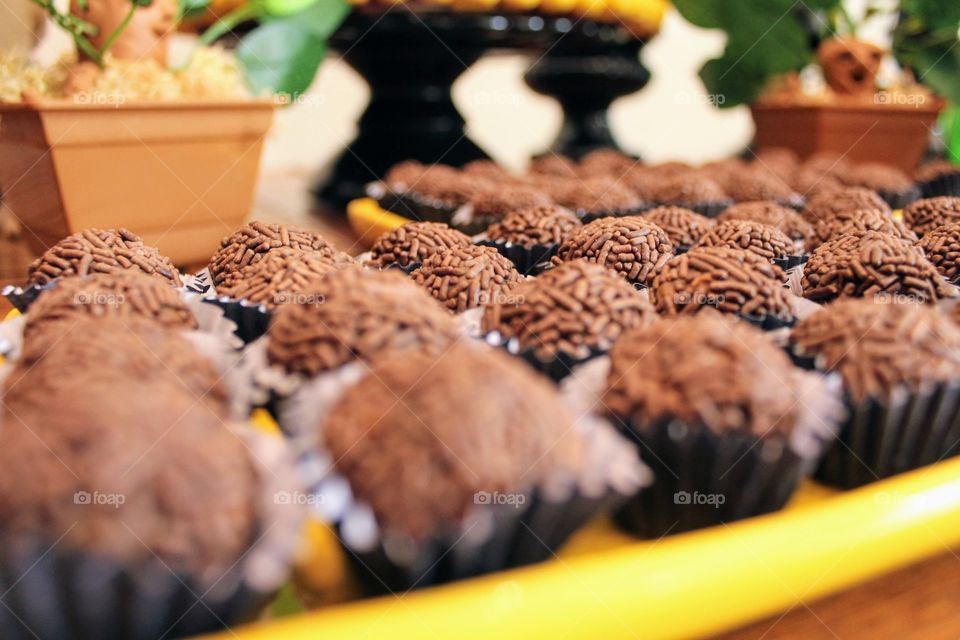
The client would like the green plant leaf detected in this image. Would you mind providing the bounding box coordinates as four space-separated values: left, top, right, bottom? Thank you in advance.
177 0 210 20
262 0 348 37
261 0 316 17
901 0 960 31
236 17 327 97
671 0 724 29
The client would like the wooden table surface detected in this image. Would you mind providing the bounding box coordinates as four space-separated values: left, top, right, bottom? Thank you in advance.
3 170 959 639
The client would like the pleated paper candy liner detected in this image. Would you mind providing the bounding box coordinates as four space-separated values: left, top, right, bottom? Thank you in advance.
1 282 50 312
877 184 921 210
183 267 275 345
0 427 306 640
576 204 655 225
475 239 557 276
772 253 809 272
918 171 960 199
483 331 608 384
654 199 734 219
366 181 463 228
301 412 651 595
560 355 844 538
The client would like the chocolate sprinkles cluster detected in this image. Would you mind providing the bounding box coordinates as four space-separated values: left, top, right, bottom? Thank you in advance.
553 216 674 287
694 220 794 260
28 228 181 287
412 245 522 313
902 196 960 237
485 205 581 248
919 223 960 282
367 221 472 268
641 206 714 248
218 248 342 309
717 201 813 242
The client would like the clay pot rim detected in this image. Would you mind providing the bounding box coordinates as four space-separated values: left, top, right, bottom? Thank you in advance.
751 99 945 116
0 97 277 113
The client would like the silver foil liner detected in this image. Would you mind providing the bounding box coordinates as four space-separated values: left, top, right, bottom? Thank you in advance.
0 428 305 640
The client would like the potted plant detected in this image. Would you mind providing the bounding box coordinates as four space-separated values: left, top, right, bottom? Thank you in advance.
673 0 957 171
0 0 347 264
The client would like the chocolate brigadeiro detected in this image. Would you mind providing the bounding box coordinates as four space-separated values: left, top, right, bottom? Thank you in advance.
218 248 344 310
791 299 960 486
803 186 890 223
603 313 839 536
694 220 795 263
382 159 427 192
650 247 794 327
807 207 917 249
839 162 920 208
641 205 715 249
482 260 655 378
528 154 579 178
577 148 637 177
267 267 461 377
718 200 814 244
547 176 646 219
649 173 732 217
915 159 960 198
9 316 229 414
24 271 197 338
461 159 511 180
919 223 960 283
411 244 522 313
552 216 674 287
460 183 553 227
367 221 472 269
318 342 644 591
902 196 960 238
209 221 344 287
485 204 582 249
801 231 953 304
720 168 804 209
27 228 181 287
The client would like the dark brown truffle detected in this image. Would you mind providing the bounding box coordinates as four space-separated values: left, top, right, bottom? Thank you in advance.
807 208 917 249
902 196 960 237
915 159 959 183
650 247 793 320
695 220 794 260
804 186 891 223
481 259 655 360
839 162 914 193
267 268 461 376
218 248 342 309
620 167 661 202
721 168 802 206
25 272 197 338
650 173 729 206
918 223 960 282
485 204 582 248
27 228 181 287
9 316 227 414
367 221 472 268
411 245 522 313
0 375 256 578
603 314 800 436
641 206 715 248
528 154 579 178
461 159 510 180
408 165 488 207
801 231 952 304
208 221 343 287
467 184 552 220
791 299 960 402
802 151 852 179
552 216 674 286
323 344 581 539
577 148 637 177
717 201 813 241
549 176 644 214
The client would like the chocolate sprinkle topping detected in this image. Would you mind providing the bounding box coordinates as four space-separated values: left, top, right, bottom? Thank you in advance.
718 201 813 241
641 206 715 248
918 223 960 282
367 221 472 268
804 187 890 223
695 220 794 260
902 196 960 238
411 245 522 313
218 248 342 309
485 204 582 248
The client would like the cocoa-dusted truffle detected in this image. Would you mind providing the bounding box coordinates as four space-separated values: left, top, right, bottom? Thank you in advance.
482 260 655 360
650 247 793 321
807 208 917 249
528 154 579 178
9 317 227 413
840 162 914 193
918 223 960 282
25 272 197 338
323 343 581 538
603 314 800 436
902 196 960 237
548 176 644 215
721 169 803 207
367 221 472 268
485 204 582 248
552 216 674 287
218 248 342 309
695 220 794 261
467 184 552 220
718 201 813 241
411 245 522 313
804 186 890 223
267 268 460 376
650 173 730 207
801 231 952 304
27 228 181 287
209 221 343 287
0 376 256 578
578 148 636 176
641 206 715 248
791 299 960 402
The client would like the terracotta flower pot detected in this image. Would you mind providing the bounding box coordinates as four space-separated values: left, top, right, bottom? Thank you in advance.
751 100 943 172
0 99 274 264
